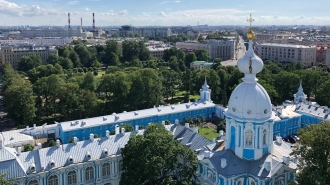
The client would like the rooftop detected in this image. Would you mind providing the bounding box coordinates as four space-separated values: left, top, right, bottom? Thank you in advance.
60 101 215 132
258 43 316 48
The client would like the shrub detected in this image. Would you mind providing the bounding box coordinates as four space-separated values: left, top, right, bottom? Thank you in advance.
48 140 56 147
23 143 34 152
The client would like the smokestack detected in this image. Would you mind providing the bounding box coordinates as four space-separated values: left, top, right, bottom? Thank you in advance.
93 13 95 30
68 13 71 29
81 17 83 29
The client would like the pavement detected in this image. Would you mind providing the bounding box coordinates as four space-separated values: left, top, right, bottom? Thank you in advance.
220 36 246 67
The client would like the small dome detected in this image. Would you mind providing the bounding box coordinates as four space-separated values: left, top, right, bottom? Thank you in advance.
228 82 272 120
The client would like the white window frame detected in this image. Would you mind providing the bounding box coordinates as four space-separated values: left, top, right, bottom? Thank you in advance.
102 163 111 177
85 166 94 181
67 170 77 185
48 175 58 185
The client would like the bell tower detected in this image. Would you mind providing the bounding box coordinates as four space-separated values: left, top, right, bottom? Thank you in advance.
200 78 212 102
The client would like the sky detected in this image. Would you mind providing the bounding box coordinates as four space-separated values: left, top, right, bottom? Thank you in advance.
1 0 330 26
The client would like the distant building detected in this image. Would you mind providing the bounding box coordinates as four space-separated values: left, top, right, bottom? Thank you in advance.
0 38 73 46
0 44 58 69
255 42 316 67
148 47 171 59
176 39 236 60
115 25 172 37
316 45 328 66
190 61 214 70
17 28 93 39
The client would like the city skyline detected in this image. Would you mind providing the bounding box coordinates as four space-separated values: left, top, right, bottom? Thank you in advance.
1 0 330 26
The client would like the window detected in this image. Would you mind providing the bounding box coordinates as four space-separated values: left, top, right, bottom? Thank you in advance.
237 181 242 185
48 175 58 185
85 166 94 181
102 163 111 177
263 129 267 145
67 170 77 185
94 127 96 131
28 180 38 185
88 128 91 132
82 129 85 133
276 179 284 185
251 182 256 185
245 130 253 147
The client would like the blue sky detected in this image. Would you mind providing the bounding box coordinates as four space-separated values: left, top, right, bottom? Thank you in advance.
1 0 330 26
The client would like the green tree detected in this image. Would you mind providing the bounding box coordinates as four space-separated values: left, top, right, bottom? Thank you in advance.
185 52 197 67
120 123 134 132
58 57 73 69
23 143 34 152
274 72 300 102
47 53 59 65
92 59 102 68
80 72 96 92
194 49 210 61
0 172 15 185
3 79 36 125
291 122 330 185
120 124 197 185
316 79 330 106
74 44 91 66
18 54 42 72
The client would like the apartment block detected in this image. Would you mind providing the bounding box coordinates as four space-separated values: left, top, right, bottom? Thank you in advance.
0 44 58 70
255 43 316 67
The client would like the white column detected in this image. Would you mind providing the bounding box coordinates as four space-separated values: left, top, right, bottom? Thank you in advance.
240 125 243 147
259 126 262 149
235 124 239 146
225 119 230 148
111 161 115 176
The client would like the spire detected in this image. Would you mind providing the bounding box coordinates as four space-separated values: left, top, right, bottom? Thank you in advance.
237 14 264 83
294 81 307 103
202 77 209 89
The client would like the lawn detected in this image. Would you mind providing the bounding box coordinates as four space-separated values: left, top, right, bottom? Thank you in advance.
189 94 200 101
198 126 219 141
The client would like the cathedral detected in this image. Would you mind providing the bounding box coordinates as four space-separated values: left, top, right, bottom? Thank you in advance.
196 21 297 185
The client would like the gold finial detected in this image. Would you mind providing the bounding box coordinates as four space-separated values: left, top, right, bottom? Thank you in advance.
246 13 255 40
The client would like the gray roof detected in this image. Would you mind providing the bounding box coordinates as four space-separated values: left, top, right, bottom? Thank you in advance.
171 124 213 152
295 103 330 120
60 101 215 132
0 124 215 179
205 141 297 179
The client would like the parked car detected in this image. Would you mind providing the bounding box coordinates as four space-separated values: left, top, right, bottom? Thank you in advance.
287 135 297 143
292 134 300 141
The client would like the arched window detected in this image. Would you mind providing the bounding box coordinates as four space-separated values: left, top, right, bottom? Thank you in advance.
48 175 58 185
245 130 253 147
102 163 111 177
118 160 123 172
28 179 38 185
251 181 256 185
67 171 77 185
85 166 94 182
237 181 242 185
263 129 267 145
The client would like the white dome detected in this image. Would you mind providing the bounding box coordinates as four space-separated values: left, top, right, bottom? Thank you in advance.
228 82 272 120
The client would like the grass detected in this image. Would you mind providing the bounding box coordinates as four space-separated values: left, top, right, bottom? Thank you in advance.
189 94 200 101
198 126 219 141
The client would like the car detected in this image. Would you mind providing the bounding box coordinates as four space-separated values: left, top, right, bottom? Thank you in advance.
292 135 300 141
287 135 297 143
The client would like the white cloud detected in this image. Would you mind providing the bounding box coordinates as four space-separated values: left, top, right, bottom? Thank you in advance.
118 10 128 16
68 1 79 5
142 12 150 17
0 0 59 17
159 1 180 5
85 8 89 11
159 11 167 17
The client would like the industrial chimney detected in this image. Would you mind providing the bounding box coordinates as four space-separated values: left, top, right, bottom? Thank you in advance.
81 17 83 29
93 13 95 30
68 13 71 29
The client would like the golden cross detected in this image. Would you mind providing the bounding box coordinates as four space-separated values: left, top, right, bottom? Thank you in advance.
247 13 255 28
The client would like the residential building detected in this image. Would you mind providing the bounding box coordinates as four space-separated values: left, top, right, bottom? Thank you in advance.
147 47 171 59
0 44 58 70
115 25 172 37
190 61 214 70
255 42 316 67
316 45 328 65
176 39 236 60
0 38 74 46
17 28 93 39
